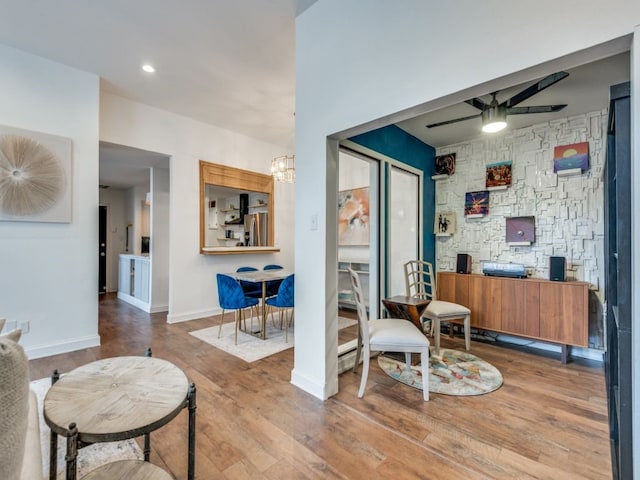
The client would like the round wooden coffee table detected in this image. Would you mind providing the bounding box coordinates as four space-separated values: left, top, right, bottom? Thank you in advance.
44 356 196 480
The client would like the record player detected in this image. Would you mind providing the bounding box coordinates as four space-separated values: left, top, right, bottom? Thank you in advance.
481 261 527 279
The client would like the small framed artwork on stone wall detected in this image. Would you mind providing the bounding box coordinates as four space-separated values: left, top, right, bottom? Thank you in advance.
464 190 489 217
485 160 512 190
434 211 456 236
432 153 456 179
506 216 535 245
553 141 589 175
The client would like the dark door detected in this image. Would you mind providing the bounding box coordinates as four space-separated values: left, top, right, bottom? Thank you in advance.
99 206 107 294
604 82 632 480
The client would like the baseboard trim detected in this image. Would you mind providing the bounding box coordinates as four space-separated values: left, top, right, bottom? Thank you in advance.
290 368 330 400
491 333 604 362
167 307 221 324
25 334 101 360
117 292 151 312
149 304 168 314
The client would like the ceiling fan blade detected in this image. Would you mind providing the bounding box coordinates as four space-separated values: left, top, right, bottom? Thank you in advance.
503 71 570 108
464 98 489 111
507 105 568 115
426 113 481 128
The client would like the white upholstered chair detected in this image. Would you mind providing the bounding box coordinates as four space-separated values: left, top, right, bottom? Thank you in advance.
349 268 430 401
404 260 471 355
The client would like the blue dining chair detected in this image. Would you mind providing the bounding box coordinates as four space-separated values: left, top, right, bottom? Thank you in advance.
263 264 283 297
217 274 260 345
236 266 262 299
265 273 294 342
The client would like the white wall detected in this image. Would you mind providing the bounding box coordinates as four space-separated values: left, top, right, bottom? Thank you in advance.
127 186 149 255
294 0 640 401
150 167 170 312
100 92 295 323
435 110 607 293
436 110 609 353
0 44 100 358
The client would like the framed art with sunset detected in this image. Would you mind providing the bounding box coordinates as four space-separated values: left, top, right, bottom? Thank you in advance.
553 141 589 173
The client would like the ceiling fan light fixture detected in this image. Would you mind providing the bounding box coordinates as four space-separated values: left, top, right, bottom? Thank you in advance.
481 105 507 133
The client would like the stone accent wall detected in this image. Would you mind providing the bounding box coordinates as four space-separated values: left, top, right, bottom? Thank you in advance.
435 110 606 304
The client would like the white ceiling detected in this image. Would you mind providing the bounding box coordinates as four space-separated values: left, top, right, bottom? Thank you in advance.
0 0 320 149
0 2 630 188
99 142 170 190
0 0 317 188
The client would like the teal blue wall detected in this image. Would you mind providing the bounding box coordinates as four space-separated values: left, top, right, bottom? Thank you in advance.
349 125 436 269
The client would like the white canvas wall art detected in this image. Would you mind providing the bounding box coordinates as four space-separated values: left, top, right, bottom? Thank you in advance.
0 124 72 223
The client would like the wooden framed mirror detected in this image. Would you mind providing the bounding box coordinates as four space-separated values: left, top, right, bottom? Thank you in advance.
199 160 278 254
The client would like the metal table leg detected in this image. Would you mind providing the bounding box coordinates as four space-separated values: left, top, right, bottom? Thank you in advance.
188 383 197 480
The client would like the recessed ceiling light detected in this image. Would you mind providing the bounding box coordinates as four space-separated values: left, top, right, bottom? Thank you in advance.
141 64 156 73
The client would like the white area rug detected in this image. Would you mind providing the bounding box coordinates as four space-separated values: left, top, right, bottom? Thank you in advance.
31 377 143 479
189 315 357 362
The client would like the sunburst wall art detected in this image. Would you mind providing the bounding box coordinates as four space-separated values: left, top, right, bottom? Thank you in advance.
0 125 72 223
464 190 489 217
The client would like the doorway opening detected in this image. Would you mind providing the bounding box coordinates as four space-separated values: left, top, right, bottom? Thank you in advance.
98 142 170 313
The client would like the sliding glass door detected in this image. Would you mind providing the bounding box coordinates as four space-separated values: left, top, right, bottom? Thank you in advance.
337 148 421 312
337 150 379 315
388 165 421 296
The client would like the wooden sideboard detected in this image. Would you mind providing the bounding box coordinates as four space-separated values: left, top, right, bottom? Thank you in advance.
437 272 589 362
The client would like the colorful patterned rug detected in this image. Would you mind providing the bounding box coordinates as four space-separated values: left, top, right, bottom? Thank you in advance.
377 348 503 396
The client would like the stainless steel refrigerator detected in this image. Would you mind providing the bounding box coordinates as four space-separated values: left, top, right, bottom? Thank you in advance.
244 212 268 246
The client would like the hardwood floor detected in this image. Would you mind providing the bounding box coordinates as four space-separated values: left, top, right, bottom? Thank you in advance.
29 294 612 479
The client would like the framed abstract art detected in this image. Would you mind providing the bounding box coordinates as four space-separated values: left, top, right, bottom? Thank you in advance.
338 186 370 245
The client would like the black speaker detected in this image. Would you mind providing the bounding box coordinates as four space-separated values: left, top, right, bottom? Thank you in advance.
456 254 472 274
549 256 566 281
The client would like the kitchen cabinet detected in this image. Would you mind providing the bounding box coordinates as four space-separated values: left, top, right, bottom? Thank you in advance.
118 254 150 309
438 272 588 361
133 258 150 303
118 256 133 296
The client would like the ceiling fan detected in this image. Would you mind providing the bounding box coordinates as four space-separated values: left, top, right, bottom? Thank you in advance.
426 71 570 132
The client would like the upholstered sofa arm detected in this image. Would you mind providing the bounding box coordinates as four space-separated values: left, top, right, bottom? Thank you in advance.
1 321 43 480
20 389 42 480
